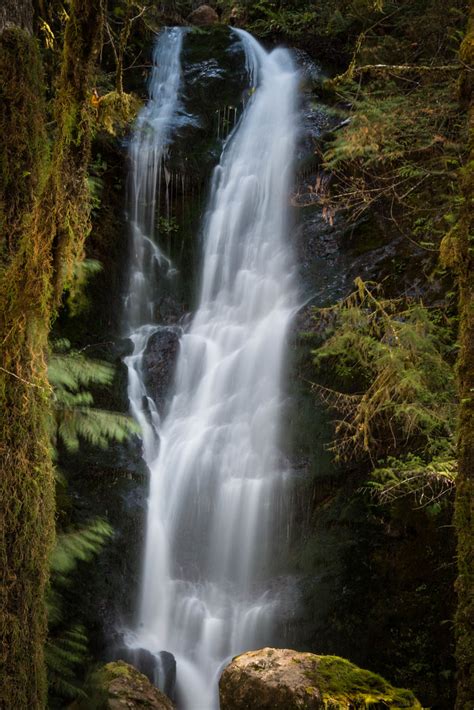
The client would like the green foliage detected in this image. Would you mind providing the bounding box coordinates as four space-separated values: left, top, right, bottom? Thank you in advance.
311 278 457 501
322 78 464 240
46 626 89 703
48 340 138 452
50 519 113 583
158 215 180 235
369 453 456 506
66 258 103 316
47 520 113 706
244 1 318 39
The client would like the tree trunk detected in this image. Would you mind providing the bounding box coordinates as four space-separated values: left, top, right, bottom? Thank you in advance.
442 6 474 708
0 0 33 34
0 1 103 706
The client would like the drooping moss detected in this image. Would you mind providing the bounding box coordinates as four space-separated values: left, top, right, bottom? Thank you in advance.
441 8 474 709
0 27 49 265
0 23 53 710
306 655 422 709
0 1 103 707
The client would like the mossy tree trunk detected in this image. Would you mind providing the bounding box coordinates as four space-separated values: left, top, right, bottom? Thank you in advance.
442 6 474 708
0 0 33 35
0 1 103 707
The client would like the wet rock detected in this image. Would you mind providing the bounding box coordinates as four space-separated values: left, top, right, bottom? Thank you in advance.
111 647 158 684
292 48 323 92
157 651 177 700
187 5 219 26
110 648 177 701
143 327 181 413
219 648 421 710
87 660 175 709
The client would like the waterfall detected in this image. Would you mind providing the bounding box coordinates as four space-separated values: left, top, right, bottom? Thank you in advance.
124 27 299 710
124 27 188 465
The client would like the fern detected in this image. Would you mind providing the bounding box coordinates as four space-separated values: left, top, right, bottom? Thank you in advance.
46 340 133 703
47 521 113 706
50 519 113 582
56 407 137 452
46 626 89 702
48 341 138 452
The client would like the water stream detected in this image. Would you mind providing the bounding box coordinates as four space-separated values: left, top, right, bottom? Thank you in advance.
124 27 299 709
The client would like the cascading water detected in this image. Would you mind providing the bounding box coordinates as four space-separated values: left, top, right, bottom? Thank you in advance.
124 27 299 710
124 26 187 465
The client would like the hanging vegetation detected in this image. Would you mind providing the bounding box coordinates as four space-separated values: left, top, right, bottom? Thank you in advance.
0 1 103 706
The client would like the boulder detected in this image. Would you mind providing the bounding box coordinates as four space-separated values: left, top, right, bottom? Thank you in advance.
219 648 422 710
110 647 159 685
143 327 180 413
187 5 219 26
87 661 175 709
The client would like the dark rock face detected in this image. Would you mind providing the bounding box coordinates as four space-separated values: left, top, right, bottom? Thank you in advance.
143 327 181 414
187 5 219 26
87 661 175 709
157 651 177 701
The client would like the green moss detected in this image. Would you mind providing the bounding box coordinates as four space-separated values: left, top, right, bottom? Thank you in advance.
0 28 49 267
0 2 103 708
0 26 53 710
82 661 172 710
305 655 422 709
96 90 142 137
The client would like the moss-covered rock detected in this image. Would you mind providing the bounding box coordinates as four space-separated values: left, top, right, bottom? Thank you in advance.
96 91 142 137
219 648 422 710
84 660 175 709
187 5 219 27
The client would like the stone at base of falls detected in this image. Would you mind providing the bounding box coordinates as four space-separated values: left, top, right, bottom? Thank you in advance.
110 647 177 697
86 661 175 709
110 647 159 685
187 5 219 26
219 649 422 710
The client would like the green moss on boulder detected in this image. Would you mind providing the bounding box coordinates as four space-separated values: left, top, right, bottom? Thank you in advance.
309 655 422 708
83 660 175 709
219 648 422 710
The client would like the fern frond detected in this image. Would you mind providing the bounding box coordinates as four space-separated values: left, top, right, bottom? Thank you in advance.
51 519 113 579
46 625 89 700
56 407 138 452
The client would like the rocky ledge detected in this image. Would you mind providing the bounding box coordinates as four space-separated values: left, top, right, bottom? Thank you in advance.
219 648 422 710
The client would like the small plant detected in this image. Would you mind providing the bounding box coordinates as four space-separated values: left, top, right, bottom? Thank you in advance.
158 215 179 236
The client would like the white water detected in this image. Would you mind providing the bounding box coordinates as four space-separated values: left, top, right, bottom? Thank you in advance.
124 27 186 464
124 27 299 710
